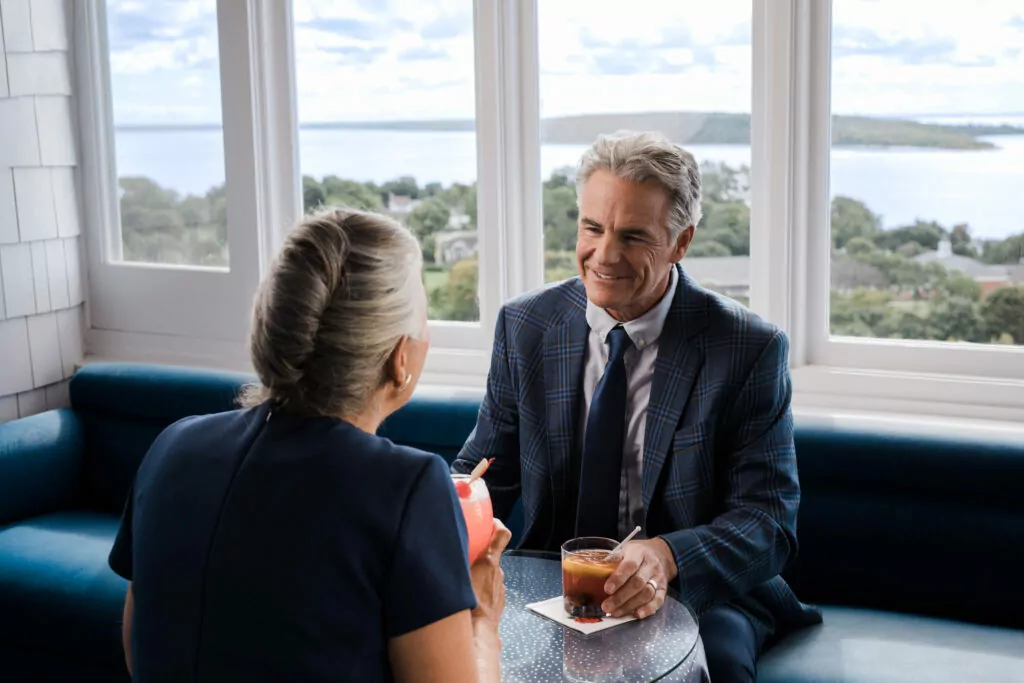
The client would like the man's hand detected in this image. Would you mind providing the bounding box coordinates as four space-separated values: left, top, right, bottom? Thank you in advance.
601 537 678 619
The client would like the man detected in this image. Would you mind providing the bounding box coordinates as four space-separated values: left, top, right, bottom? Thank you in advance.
452 130 821 682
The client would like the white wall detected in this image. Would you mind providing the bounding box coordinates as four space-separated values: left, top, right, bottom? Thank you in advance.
0 0 84 421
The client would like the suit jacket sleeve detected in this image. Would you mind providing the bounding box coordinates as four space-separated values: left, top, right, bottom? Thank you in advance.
661 330 800 613
451 306 522 520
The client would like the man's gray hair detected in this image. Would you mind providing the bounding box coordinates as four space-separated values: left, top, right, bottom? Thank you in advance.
576 130 703 238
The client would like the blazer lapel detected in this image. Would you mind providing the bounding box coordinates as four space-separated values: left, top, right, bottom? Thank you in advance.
543 285 589 503
642 266 709 511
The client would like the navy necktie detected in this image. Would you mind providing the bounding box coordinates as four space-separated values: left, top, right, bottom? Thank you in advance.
576 325 633 539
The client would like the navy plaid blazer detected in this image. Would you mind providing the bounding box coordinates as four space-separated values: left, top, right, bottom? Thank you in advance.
452 265 822 637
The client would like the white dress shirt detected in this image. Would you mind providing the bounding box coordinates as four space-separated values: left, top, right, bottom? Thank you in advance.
581 267 679 540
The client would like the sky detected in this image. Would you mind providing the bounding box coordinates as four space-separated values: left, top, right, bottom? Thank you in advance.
105 0 1024 125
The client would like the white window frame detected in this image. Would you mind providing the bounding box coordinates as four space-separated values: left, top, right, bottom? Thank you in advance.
77 0 277 369
77 0 1024 420
754 0 1024 422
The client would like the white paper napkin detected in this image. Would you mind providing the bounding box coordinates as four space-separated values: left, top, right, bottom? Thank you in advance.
525 596 638 635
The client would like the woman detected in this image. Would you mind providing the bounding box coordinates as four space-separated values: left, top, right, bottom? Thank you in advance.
108 209 510 682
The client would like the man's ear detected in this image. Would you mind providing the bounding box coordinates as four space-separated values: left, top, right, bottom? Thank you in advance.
672 225 696 262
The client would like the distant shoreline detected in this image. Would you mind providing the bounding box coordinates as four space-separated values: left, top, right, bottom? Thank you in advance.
114 112 1024 150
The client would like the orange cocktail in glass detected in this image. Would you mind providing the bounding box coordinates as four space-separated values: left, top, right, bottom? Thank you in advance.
561 537 622 619
451 474 493 564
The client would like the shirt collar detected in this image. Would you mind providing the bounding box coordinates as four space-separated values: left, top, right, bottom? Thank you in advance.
585 267 678 351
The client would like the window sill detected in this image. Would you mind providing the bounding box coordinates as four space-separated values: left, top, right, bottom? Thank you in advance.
82 336 1024 436
791 365 1024 424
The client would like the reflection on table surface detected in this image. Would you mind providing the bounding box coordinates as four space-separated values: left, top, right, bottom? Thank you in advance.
499 551 706 683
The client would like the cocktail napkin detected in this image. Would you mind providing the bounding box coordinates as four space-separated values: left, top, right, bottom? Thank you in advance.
525 596 638 635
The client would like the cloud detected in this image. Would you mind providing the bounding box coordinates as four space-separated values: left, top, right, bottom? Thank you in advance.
720 22 751 46
323 45 388 65
575 24 723 74
299 17 390 41
1009 15 1024 30
579 27 649 52
954 55 998 68
655 25 694 49
421 14 470 40
588 48 715 76
398 45 449 61
833 27 958 65
107 7 211 52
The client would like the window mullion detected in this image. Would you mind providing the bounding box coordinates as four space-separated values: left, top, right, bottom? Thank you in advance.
750 0 798 355
501 0 544 300
215 0 261 296
248 0 302 272
750 0 831 368
472 0 505 340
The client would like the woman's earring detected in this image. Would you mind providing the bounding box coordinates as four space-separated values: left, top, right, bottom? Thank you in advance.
400 373 413 392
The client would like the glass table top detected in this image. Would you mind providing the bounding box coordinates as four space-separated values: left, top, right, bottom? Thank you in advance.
499 551 702 682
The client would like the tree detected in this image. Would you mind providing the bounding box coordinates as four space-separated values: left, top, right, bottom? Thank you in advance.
699 201 749 255
930 295 986 342
874 220 946 252
896 241 925 258
687 240 732 258
302 175 326 212
950 223 977 258
321 176 384 212
430 259 479 321
406 198 451 240
845 236 875 258
943 272 982 301
119 176 227 267
983 286 1024 344
980 233 1024 264
830 196 880 249
700 162 749 203
381 176 420 200
543 184 579 251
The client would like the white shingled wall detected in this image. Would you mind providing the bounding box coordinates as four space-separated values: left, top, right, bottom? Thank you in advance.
0 0 85 422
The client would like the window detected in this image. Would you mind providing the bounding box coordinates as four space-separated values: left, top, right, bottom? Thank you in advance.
828 1 1024 347
77 0 1024 415
538 0 753 307
292 0 479 323
106 0 227 268
82 0 262 348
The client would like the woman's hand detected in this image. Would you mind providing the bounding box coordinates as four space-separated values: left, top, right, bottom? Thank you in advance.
469 519 512 629
469 519 511 682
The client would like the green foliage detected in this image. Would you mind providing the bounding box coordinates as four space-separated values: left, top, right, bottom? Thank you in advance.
831 115 998 150
119 166 1024 343
874 220 946 252
544 250 578 283
845 236 876 258
950 224 978 258
698 202 750 255
930 295 987 342
429 259 479 321
119 176 227 267
381 176 420 200
983 286 1024 344
407 198 451 240
699 162 749 204
543 184 579 252
687 240 732 258
831 196 881 249
980 233 1024 264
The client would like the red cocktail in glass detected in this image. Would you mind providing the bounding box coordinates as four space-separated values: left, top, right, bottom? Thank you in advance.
451 474 493 564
